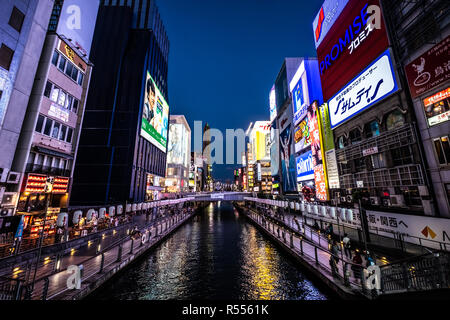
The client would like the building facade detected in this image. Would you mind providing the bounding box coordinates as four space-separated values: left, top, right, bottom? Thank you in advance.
0 0 54 217
381 0 450 217
71 1 170 206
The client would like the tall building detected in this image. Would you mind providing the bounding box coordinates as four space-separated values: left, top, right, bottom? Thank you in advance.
165 115 191 193
7 0 99 240
248 121 272 194
271 58 303 196
0 0 55 217
71 0 170 205
312 0 441 215
382 0 450 217
190 151 205 192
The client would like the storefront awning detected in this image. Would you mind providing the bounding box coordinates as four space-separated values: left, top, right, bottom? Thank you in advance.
34 146 74 160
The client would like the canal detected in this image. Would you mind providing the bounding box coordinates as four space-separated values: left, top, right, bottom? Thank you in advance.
87 202 330 300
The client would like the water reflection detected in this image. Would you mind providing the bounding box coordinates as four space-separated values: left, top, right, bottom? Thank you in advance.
87 202 328 300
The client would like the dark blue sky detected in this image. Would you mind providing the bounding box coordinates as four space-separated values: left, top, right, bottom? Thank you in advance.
157 0 323 182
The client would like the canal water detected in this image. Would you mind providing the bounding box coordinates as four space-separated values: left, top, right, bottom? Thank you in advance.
87 202 329 300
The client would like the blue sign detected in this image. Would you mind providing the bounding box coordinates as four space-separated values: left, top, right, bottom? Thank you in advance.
328 49 399 129
313 0 350 49
292 77 308 125
296 151 314 182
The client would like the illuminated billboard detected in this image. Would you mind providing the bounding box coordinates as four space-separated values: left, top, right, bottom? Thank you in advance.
313 0 350 49
167 123 189 167
250 121 271 161
294 117 311 153
328 49 399 129
423 87 450 127
141 71 169 152
314 0 390 101
56 0 100 58
296 150 314 182
269 86 277 122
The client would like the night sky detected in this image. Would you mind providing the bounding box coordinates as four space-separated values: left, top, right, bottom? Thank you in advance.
157 0 323 182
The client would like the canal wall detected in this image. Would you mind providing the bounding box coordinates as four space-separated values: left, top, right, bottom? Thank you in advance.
235 203 367 300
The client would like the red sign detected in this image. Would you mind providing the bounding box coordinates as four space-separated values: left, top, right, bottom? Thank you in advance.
316 0 389 102
405 36 450 99
424 87 450 107
23 174 69 194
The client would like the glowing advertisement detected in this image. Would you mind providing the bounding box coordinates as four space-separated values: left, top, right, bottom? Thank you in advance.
313 0 350 49
294 117 311 153
319 103 340 189
142 71 169 152
292 73 308 125
251 121 271 161
296 150 314 182
309 102 329 201
56 0 100 58
270 125 280 177
280 125 297 193
167 123 189 167
423 87 450 127
314 0 390 101
269 86 277 122
328 49 399 129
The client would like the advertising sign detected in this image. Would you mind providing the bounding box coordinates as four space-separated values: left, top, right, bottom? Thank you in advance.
294 117 311 153
48 104 70 123
291 66 309 125
313 0 350 49
280 125 297 192
269 86 277 122
296 150 314 182
141 71 169 152
325 150 340 189
423 87 450 127
315 0 390 102
270 127 280 177
329 49 399 129
319 103 340 189
56 0 100 58
251 121 271 161
405 35 450 99
309 102 329 201
167 123 189 167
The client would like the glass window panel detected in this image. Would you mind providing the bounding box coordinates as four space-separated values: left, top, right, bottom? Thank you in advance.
50 87 59 103
35 115 45 133
59 125 67 141
434 139 446 165
72 99 79 114
65 63 73 78
45 156 53 167
51 122 60 139
44 81 52 98
43 118 52 136
66 95 73 110
58 56 67 71
27 152 36 165
71 66 78 81
51 51 59 66
58 90 66 106
78 73 84 86
66 128 73 143
441 137 450 164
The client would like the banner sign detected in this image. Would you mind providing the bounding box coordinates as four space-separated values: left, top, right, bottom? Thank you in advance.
329 49 399 129
296 150 314 182
405 35 450 99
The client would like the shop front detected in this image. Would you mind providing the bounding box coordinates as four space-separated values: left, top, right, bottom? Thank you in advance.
146 174 164 201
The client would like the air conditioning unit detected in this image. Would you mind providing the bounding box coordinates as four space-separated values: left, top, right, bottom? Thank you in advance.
6 171 20 184
370 197 381 206
390 195 405 207
1 192 17 206
0 167 9 183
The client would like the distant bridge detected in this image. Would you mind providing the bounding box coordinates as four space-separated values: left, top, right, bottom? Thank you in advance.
186 192 249 202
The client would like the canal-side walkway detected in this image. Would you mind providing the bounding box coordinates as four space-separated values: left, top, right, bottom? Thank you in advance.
236 203 379 299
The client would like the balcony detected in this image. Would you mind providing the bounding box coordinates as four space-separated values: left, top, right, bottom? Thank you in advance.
25 163 71 177
336 123 417 163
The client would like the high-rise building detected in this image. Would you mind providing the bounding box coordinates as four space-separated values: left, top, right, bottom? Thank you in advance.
381 0 449 217
166 115 191 193
8 0 99 235
71 0 170 205
0 0 54 217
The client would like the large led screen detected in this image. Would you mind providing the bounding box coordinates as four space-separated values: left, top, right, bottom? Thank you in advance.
141 71 169 152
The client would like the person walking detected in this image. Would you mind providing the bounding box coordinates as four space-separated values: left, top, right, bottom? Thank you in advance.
343 233 352 259
351 251 363 283
330 240 341 277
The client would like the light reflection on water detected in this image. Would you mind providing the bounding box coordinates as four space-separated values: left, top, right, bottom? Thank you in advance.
87 202 328 300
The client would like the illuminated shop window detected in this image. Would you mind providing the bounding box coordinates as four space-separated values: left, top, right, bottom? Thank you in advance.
386 110 405 130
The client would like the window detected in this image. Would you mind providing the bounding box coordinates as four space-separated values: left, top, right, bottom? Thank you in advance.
446 184 450 205
434 136 450 165
386 110 405 130
423 88 450 127
72 99 79 114
66 128 73 143
45 156 53 168
392 146 414 166
57 90 66 106
349 128 362 145
65 63 73 78
44 81 52 98
51 122 60 139
370 153 386 169
27 152 36 166
58 56 67 72
43 118 52 136
51 51 59 66
365 121 380 139
35 115 45 133
66 95 73 110
50 86 59 103
337 136 346 149
8 7 25 33
0 44 14 71
71 67 78 81
59 125 67 141
77 73 84 86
